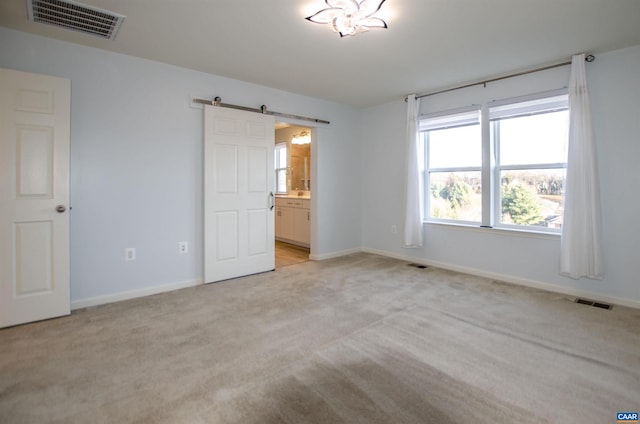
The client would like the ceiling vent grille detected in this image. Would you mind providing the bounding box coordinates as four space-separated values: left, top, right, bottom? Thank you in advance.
26 0 125 40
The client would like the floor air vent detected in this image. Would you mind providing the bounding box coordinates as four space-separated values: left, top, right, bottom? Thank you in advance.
27 0 126 40
575 298 612 310
407 263 428 269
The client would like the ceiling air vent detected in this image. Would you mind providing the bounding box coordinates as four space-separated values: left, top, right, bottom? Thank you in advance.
26 0 125 40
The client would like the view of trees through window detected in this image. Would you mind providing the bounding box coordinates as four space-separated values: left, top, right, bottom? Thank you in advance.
429 172 481 222
500 169 565 228
428 169 565 228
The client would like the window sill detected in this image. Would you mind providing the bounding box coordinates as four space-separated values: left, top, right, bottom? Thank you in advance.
423 221 560 241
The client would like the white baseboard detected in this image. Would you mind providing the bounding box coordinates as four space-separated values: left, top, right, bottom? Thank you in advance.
310 247 362 261
362 247 640 310
275 237 310 248
71 278 203 310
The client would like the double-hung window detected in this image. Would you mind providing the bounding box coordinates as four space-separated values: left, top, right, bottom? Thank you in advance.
421 90 569 233
491 92 569 230
422 107 482 224
274 142 288 194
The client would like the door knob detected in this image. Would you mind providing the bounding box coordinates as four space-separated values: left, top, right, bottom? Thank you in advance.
56 205 66 213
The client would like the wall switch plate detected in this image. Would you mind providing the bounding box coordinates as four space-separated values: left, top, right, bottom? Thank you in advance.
178 242 188 254
391 225 397 234
125 248 136 261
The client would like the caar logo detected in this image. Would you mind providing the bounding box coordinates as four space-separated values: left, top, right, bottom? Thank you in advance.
617 412 638 423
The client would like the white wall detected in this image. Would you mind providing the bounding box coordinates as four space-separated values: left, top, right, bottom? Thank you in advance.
361 44 640 307
0 27 363 305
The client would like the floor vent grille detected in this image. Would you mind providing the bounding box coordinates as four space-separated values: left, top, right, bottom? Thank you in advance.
407 263 428 269
27 0 126 40
575 298 612 310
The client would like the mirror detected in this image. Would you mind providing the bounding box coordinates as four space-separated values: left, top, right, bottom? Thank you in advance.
290 143 310 191
275 125 311 194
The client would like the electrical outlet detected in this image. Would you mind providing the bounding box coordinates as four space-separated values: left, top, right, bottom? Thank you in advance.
178 242 188 254
125 248 136 261
391 225 397 234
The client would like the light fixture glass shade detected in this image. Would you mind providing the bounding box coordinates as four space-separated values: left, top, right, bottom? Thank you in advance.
306 0 388 37
291 131 311 145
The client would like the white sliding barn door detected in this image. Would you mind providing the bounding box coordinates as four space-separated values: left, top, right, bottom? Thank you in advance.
0 68 71 328
204 105 275 283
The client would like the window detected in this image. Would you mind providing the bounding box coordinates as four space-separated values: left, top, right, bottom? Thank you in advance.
491 94 568 230
421 90 569 232
274 143 287 194
422 107 482 224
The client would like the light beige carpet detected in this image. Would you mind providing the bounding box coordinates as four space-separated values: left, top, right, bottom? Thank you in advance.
1 253 639 423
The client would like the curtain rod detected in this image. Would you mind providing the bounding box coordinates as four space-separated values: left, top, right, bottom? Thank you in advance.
192 97 330 125
409 54 595 101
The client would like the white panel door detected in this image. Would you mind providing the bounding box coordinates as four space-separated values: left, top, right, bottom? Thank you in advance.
204 105 275 283
0 68 71 328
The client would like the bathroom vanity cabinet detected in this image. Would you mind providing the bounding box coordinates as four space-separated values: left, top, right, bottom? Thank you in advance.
275 197 310 247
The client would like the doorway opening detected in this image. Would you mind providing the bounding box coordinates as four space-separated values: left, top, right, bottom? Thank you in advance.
275 240 310 268
274 123 312 268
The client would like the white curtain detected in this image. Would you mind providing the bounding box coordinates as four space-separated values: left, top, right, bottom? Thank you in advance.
403 94 424 247
560 54 603 279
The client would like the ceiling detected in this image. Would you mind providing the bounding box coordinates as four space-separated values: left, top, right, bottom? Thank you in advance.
1 0 640 107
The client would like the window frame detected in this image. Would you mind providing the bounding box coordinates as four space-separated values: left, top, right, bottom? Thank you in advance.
274 142 288 194
420 89 569 234
422 106 482 226
490 90 569 233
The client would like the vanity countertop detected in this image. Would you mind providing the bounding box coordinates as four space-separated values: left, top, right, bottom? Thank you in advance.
276 193 311 200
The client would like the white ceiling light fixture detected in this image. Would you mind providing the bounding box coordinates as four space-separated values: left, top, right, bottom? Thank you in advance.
306 0 388 38
291 131 311 145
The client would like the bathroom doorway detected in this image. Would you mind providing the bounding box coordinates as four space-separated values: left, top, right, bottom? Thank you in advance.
275 241 309 268
274 123 311 268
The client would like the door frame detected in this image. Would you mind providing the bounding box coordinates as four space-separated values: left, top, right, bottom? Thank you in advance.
273 120 319 259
